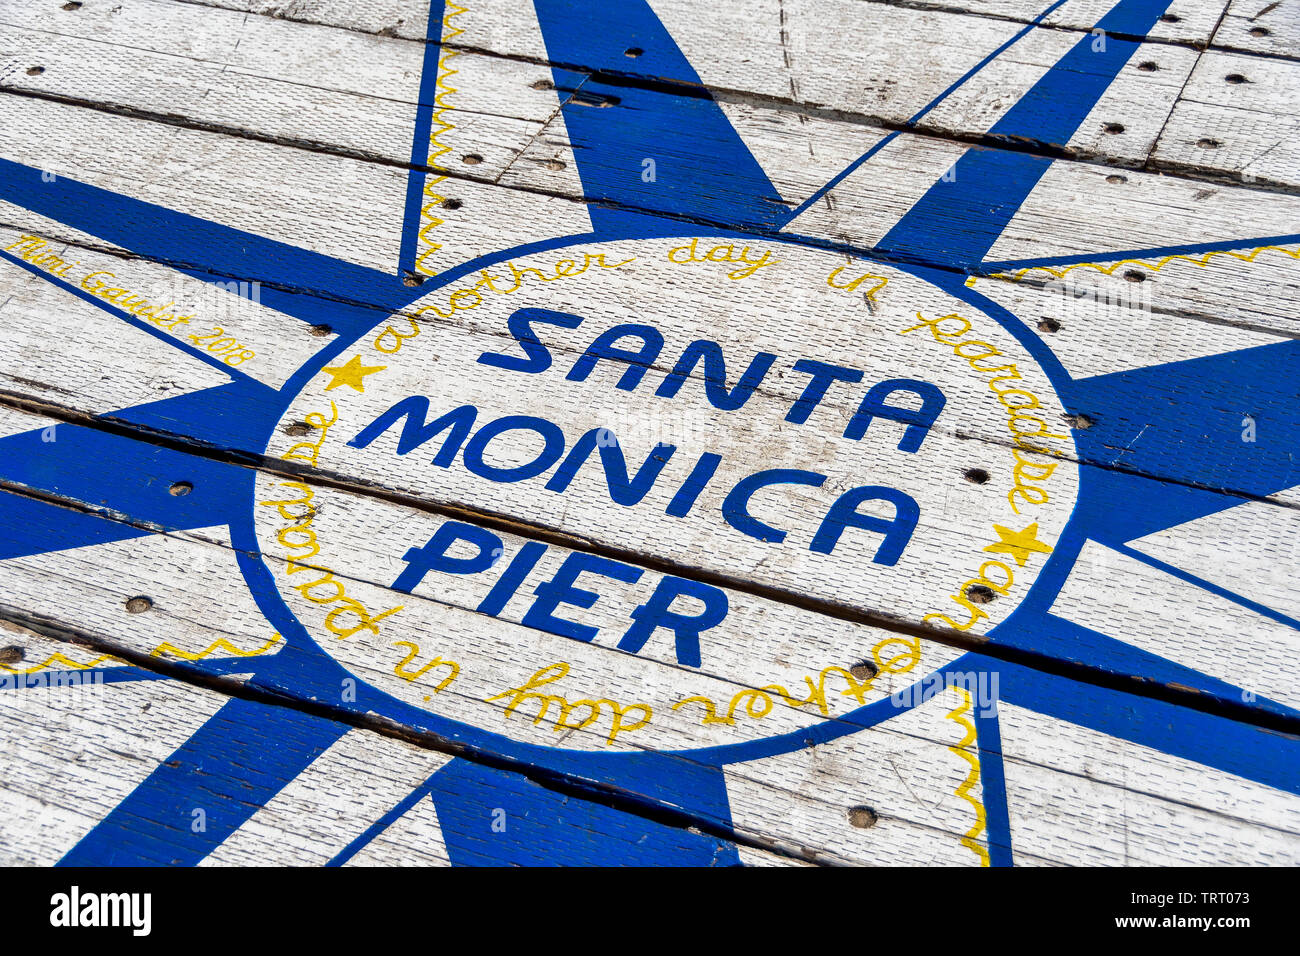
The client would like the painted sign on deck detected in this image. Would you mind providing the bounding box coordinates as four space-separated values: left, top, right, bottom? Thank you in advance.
0 0 1297 867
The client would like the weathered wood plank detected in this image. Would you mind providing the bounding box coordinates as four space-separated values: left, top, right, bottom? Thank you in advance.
4 494 1297 866
0 220 1297 719
789 131 1300 260
1151 50 1300 188
0 0 1247 194
0 0 564 177
0 1 1292 289
1213 0 1300 59
2 628 822 865
161 0 1232 50
0 93 589 281
968 238 1300 340
2 207 1296 482
0 0 1235 210
5 8 1292 320
1 0 1297 869
0 228 335 395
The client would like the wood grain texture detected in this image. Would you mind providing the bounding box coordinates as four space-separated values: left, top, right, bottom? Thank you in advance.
0 0 1297 867
0 399 1296 865
1214 0 1300 59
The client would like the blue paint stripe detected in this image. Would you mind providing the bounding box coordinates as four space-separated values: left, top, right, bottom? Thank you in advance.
0 423 251 560
789 0 1069 221
995 655 1300 795
104 380 281 450
997 610 1298 722
979 233 1300 273
1 656 279 689
431 756 740 866
327 776 437 866
399 0 448 275
0 667 169 688
0 248 268 391
1113 543 1300 634
531 0 784 233
878 0 1176 267
974 706 1014 867
788 133 902 222
1068 339 1300 505
58 696 347 866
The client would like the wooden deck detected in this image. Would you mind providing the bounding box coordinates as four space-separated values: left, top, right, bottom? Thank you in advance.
0 0 1297 867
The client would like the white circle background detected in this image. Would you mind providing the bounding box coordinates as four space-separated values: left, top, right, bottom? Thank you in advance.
255 237 1079 752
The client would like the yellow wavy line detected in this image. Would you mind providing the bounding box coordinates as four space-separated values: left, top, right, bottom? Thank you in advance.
970 243 1300 287
946 687 990 867
0 651 121 675
1 632 283 675
149 633 282 661
413 2 468 277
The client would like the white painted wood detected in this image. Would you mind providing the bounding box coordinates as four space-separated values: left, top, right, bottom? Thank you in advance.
1152 50 1300 188
476 0 1198 167
0 253 234 414
265 235 1082 641
0 617 134 674
723 685 999 866
342 794 453 866
984 157 1300 264
0 220 1295 722
3 457 1295 864
0 524 284 667
0 632 231 865
161 0 552 56
1 434 1297 864
1041 0 1224 41
717 102 894 212
787 131 1300 274
0 416 964 759
201 728 453 866
1049 538 1300 709
0 88 403 273
785 132 973 244
157 0 1229 48
974 238 1300 344
1128 498 1300 624
0 225 331 393
1 0 1295 341
0 0 1296 869
968 266 1295 377
999 701 1300 865
250 478 966 755
0 0 1218 211
911 30 1197 163
0 90 587 279
1214 0 1300 59
0 0 584 194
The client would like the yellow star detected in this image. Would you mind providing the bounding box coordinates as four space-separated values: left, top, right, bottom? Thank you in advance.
983 522 1053 568
322 355 386 393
